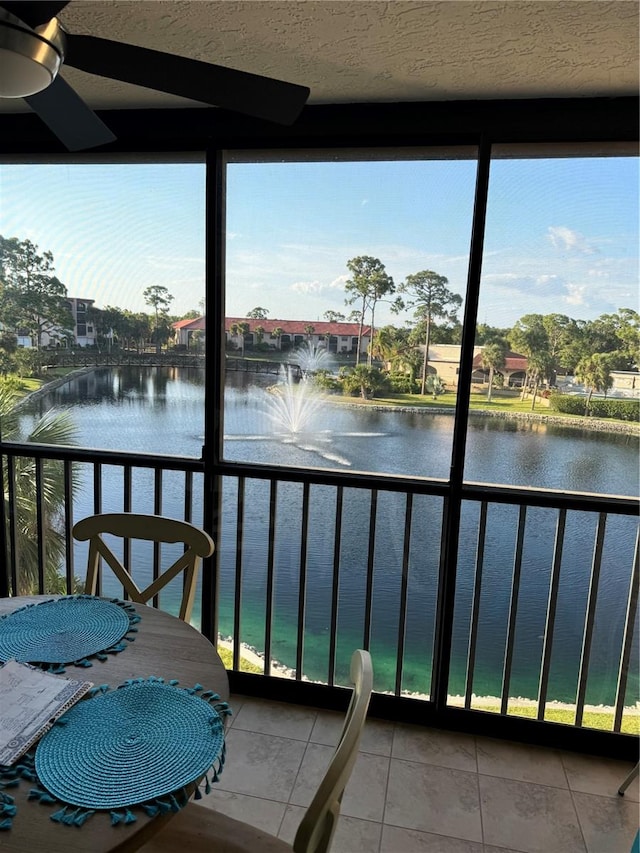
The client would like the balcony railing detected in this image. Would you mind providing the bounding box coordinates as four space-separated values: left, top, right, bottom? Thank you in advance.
1 440 638 759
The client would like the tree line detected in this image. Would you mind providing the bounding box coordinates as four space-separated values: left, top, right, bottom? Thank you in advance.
1 242 637 594
237 254 639 402
1 237 638 399
0 235 203 375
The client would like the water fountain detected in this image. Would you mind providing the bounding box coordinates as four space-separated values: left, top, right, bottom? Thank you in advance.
265 365 327 435
289 341 332 378
262 365 352 465
224 343 386 466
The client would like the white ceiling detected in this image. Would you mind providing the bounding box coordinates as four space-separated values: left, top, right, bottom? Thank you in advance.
2 0 639 114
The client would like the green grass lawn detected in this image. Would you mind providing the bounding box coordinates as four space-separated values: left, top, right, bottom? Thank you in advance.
217 645 263 674
330 390 548 414
5 367 89 404
478 704 639 735
217 643 639 734
329 389 637 426
44 367 81 378
17 377 44 393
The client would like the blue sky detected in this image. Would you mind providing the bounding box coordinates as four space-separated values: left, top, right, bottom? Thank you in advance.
0 153 637 328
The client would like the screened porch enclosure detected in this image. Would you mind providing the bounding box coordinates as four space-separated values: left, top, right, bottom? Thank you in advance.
1 99 638 761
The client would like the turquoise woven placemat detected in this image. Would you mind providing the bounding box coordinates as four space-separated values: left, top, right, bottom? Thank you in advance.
0 596 140 670
31 678 229 825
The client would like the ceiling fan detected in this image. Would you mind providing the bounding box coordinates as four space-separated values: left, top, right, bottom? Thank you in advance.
0 1 310 151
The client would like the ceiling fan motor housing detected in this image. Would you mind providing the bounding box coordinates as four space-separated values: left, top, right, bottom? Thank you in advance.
0 9 66 97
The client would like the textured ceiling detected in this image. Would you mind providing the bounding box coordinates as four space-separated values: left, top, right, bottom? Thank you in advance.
1 0 638 114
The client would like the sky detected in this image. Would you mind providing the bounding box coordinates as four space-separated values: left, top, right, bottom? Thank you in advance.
0 151 637 329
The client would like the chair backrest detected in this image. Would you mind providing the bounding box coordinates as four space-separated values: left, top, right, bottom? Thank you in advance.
293 649 373 853
73 513 215 622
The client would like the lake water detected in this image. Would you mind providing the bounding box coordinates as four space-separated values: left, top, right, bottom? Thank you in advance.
20 366 639 707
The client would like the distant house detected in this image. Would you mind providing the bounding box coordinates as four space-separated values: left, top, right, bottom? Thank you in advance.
225 317 371 356
410 344 528 388
13 296 96 348
173 316 206 348
172 317 371 355
471 349 528 388
609 370 640 396
557 370 640 400
426 344 481 388
64 298 96 348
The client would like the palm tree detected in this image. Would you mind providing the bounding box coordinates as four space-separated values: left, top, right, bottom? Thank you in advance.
370 326 400 365
1 385 80 594
272 327 283 350
527 351 552 411
237 322 250 356
228 322 240 351
304 324 315 341
341 364 387 399
575 354 613 414
481 341 506 403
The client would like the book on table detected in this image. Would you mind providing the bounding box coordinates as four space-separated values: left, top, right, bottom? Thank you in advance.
0 658 93 765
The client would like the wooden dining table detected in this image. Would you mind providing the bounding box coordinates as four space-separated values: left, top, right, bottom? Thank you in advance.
0 595 229 853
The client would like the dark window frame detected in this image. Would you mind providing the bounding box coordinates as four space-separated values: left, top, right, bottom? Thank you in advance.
0 98 637 758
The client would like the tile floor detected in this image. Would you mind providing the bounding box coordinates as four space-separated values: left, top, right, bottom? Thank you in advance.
203 694 639 853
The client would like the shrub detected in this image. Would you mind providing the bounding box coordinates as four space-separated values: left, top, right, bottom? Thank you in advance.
340 366 390 399
13 348 43 378
0 375 23 396
311 370 341 392
549 392 639 422
388 372 418 393
589 398 639 422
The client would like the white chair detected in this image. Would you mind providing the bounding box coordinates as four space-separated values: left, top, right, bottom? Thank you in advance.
136 649 374 853
73 512 214 623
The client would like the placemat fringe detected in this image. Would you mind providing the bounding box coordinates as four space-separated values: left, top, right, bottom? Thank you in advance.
0 596 141 673
0 678 230 831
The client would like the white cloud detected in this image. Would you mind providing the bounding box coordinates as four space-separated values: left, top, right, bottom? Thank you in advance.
548 226 596 254
291 280 324 294
329 273 349 289
482 271 568 299
291 274 348 295
563 283 588 306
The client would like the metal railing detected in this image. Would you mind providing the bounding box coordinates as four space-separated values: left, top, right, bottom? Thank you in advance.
1 440 638 755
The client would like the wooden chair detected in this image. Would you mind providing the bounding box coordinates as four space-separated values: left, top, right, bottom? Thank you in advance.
73 513 214 623
136 649 374 853
618 760 639 796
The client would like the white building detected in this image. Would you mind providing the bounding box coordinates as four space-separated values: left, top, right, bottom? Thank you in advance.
64 297 97 347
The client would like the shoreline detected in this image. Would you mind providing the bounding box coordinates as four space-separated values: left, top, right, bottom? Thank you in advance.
12 365 639 436
217 637 639 716
329 398 640 436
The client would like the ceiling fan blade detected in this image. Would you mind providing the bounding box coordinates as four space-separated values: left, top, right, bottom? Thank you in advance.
25 75 116 151
0 1 70 27
65 34 310 125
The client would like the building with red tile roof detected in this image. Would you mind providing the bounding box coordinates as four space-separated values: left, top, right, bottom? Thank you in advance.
172 319 529 388
173 316 371 355
472 349 528 387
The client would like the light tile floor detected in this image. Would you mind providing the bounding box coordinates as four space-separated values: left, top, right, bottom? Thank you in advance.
204 694 639 853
